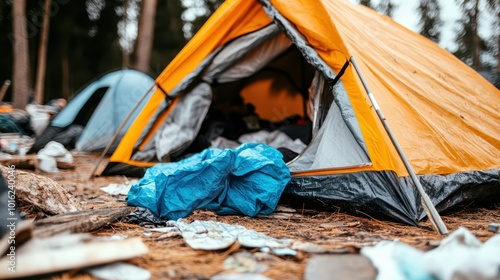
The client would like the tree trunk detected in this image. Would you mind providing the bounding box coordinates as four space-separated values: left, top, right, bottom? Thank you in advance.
134 0 157 73
123 51 130 68
122 0 131 68
34 0 52 105
472 0 480 69
168 0 184 43
11 0 30 109
62 50 70 99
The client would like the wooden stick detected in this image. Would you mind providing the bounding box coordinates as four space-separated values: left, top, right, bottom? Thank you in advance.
34 207 132 237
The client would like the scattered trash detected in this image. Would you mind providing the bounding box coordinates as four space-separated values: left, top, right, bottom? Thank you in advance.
176 220 246 250
237 229 292 248
291 241 329 254
274 205 297 213
127 143 290 220
125 207 167 226
172 220 330 257
261 247 297 257
148 226 180 233
222 252 267 273
142 224 182 240
361 227 500 280
211 273 273 280
86 262 151 280
109 235 128 241
25 103 52 137
100 180 139 196
488 223 499 234
304 254 377 280
37 141 73 173
0 152 11 159
0 133 33 155
0 233 149 279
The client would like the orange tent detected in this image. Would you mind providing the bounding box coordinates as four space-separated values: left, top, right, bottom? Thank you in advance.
102 0 500 225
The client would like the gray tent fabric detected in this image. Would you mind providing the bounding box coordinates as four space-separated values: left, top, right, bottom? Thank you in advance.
202 24 282 83
288 91 371 172
155 83 213 161
168 24 282 97
214 32 292 83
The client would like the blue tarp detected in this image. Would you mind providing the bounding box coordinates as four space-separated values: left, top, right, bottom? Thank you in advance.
127 143 290 220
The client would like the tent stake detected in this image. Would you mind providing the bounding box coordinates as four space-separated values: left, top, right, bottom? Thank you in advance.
89 84 156 179
350 57 448 235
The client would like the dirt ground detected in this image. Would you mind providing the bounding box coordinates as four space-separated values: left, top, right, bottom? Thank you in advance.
11 152 500 280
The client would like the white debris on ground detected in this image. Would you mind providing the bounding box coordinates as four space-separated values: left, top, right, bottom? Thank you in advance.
361 227 500 280
37 141 73 173
100 179 139 196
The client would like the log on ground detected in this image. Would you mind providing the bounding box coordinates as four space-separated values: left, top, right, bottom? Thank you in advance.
0 165 81 215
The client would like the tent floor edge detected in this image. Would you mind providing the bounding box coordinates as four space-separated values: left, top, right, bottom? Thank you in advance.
285 169 500 225
101 162 148 178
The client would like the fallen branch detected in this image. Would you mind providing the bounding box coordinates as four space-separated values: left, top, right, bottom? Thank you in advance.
34 207 132 237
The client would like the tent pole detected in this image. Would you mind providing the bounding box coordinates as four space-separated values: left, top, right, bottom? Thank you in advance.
88 84 156 179
349 57 448 235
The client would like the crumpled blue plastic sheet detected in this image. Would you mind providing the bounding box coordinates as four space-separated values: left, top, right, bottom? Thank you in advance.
127 143 291 220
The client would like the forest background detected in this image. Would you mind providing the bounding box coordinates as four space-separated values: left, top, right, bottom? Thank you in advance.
1 0 499 109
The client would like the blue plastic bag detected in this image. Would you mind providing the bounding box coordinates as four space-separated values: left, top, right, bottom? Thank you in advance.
127 143 291 220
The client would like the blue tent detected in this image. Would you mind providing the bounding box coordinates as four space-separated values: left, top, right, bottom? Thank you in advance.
30 69 154 153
